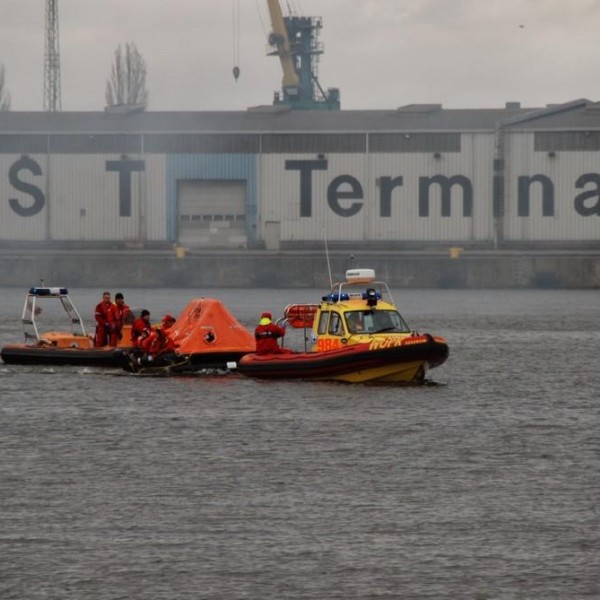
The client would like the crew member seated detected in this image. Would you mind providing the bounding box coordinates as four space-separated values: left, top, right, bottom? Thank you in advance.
131 309 152 346
139 327 178 358
161 314 177 332
346 312 365 334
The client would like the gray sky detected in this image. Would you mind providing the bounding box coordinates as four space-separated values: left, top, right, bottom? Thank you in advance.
1 0 600 112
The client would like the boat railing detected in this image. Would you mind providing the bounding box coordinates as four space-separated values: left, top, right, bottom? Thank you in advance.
21 287 87 341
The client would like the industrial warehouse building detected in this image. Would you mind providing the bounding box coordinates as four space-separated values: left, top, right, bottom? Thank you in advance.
1 97 600 251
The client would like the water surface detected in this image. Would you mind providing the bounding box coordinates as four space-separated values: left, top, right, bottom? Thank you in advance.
1 287 599 599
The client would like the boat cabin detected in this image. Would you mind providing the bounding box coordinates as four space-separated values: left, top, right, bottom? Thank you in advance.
282 269 413 353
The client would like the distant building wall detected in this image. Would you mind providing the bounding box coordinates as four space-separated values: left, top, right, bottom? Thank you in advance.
1 109 600 248
504 131 600 241
259 132 495 244
0 153 167 242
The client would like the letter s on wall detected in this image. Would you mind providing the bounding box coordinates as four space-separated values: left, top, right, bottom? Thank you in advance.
9 156 46 217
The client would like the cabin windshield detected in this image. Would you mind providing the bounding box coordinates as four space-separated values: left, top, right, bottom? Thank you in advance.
345 310 410 334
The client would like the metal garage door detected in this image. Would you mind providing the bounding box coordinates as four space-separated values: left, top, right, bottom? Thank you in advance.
177 180 247 247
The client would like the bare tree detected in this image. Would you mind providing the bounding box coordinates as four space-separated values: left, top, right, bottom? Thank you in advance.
105 42 148 107
0 63 11 111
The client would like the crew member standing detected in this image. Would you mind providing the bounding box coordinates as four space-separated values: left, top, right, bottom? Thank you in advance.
254 311 288 355
94 291 115 347
110 292 132 346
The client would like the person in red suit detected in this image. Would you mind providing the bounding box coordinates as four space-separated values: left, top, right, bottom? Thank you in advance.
254 311 289 355
139 327 178 358
110 292 133 346
131 310 152 347
94 291 115 347
161 314 176 332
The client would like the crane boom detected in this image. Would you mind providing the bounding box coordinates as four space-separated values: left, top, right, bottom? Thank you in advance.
266 0 300 93
264 0 340 110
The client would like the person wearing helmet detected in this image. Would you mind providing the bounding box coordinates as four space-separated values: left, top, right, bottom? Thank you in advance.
161 314 176 332
254 311 288 355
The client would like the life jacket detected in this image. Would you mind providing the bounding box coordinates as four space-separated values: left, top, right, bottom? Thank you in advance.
131 317 152 346
112 302 132 330
140 329 177 357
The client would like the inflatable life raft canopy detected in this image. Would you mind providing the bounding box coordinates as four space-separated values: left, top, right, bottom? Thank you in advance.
167 298 256 355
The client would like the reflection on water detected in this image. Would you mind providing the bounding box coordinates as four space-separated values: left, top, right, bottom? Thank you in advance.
1 287 599 599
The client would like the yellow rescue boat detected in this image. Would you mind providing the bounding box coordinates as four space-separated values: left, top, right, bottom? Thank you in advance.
237 269 449 384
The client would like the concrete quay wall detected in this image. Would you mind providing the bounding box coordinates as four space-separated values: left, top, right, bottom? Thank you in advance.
2 249 600 289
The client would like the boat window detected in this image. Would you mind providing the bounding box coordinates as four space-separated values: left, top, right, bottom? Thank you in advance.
328 312 343 336
372 310 410 333
346 310 410 333
345 311 366 333
317 311 329 335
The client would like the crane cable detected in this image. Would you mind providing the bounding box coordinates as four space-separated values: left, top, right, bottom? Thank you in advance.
288 0 305 16
232 0 240 81
255 0 268 37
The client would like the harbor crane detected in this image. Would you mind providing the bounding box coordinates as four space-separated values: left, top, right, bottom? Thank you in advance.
265 0 340 110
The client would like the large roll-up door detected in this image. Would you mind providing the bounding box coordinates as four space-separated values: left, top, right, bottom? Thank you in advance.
177 180 247 247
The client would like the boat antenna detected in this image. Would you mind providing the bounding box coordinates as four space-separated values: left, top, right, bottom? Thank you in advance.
324 229 333 287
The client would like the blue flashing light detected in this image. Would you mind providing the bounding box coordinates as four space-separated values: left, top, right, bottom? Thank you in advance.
29 287 69 296
322 290 382 302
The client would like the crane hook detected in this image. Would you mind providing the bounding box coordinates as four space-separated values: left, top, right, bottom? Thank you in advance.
232 66 240 82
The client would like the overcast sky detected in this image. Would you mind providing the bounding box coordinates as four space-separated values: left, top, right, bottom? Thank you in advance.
1 0 600 112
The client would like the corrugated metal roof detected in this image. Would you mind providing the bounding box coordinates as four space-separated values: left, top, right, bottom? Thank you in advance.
501 98 600 130
3 99 600 134
0 105 540 134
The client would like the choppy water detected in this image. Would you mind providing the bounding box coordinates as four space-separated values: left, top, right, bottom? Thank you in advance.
1 286 599 599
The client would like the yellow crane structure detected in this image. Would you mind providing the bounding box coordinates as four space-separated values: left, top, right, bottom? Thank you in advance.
264 0 340 110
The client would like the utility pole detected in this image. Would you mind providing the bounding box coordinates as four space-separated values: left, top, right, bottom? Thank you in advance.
43 0 61 111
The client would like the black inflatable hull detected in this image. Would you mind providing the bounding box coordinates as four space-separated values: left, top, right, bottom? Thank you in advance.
2 345 251 372
1 345 126 368
118 349 251 373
